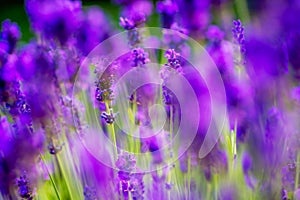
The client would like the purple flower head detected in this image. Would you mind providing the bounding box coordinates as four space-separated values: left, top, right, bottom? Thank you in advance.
2 54 19 82
1 19 21 53
157 0 178 28
218 184 238 200
128 174 145 200
242 152 252 174
281 188 288 200
245 32 288 77
162 23 189 50
265 107 283 142
25 0 81 45
281 165 296 191
122 0 152 25
206 25 225 42
286 32 300 80
116 152 136 172
95 80 114 103
200 147 228 175
84 186 97 200
17 43 55 81
76 7 112 55
101 111 116 124
0 40 9 65
16 174 34 200
130 47 150 67
232 19 245 53
120 15 144 47
291 85 300 103
175 0 210 37
164 49 182 70
120 17 136 30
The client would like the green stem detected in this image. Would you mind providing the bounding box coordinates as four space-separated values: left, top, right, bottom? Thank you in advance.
234 0 250 22
187 154 191 199
40 154 61 200
105 101 118 158
295 151 300 191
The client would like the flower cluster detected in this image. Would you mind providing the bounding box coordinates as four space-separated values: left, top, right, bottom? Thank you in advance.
232 19 246 53
0 0 300 199
129 47 150 67
116 153 145 200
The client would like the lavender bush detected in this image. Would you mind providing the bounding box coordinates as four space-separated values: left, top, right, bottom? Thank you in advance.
0 0 300 199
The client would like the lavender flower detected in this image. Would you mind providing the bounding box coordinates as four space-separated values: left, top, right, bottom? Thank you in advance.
157 0 178 28
76 7 112 55
25 0 81 45
174 0 211 37
16 174 34 200
130 47 150 67
120 17 141 47
121 0 152 26
84 186 98 200
101 111 116 124
1 19 21 53
281 188 288 200
232 19 245 53
206 25 225 42
116 153 144 200
120 17 136 30
160 49 182 105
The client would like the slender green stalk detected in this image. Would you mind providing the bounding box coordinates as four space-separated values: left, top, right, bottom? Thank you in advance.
234 0 250 22
105 101 118 158
295 151 300 191
167 105 174 200
187 154 191 200
39 154 61 200
56 155 75 200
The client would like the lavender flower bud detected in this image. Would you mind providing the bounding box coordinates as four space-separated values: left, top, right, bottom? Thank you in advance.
101 111 115 124
120 17 136 30
16 174 34 200
130 47 150 67
232 19 245 53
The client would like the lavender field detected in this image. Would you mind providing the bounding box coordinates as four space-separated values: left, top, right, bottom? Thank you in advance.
0 0 300 199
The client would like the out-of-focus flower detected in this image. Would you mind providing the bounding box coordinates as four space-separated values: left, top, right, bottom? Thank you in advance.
122 0 153 25
174 0 210 38
76 7 112 55
157 0 178 28
245 28 288 78
25 0 81 45
120 17 141 47
0 19 21 53
200 147 228 176
281 188 288 200
206 25 225 42
16 43 56 119
294 189 300 200
116 153 145 199
84 186 98 200
218 184 238 200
